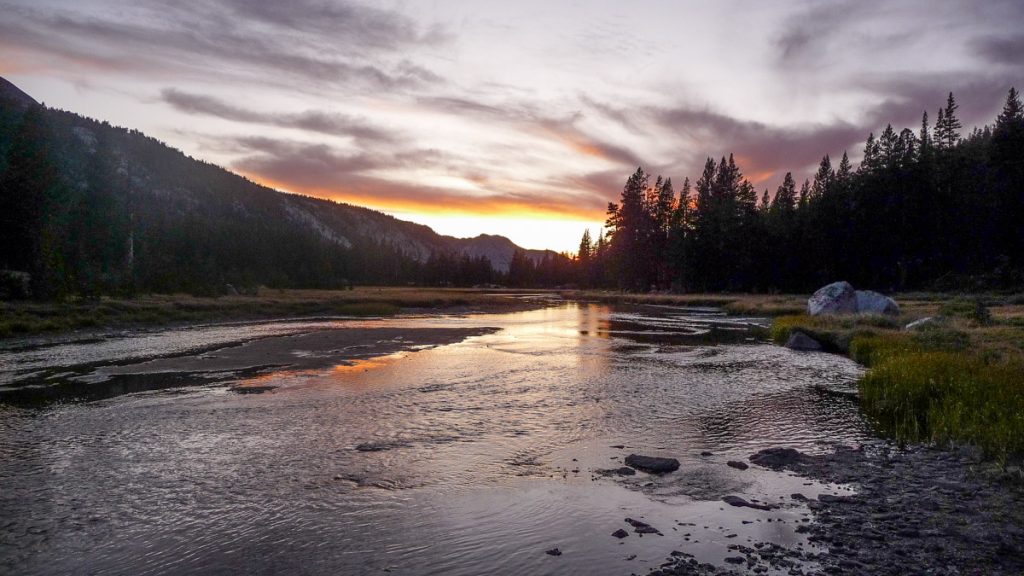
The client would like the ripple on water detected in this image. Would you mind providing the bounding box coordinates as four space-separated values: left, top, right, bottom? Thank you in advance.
0 303 870 575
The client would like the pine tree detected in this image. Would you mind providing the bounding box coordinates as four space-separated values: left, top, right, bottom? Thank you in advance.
836 152 853 183
919 111 931 153
577 229 592 263
996 87 1022 126
810 155 833 200
935 93 962 149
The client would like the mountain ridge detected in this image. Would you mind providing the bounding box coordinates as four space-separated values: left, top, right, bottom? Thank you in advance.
0 77 562 296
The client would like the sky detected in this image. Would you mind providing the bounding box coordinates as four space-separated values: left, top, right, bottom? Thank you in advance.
1 0 1022 252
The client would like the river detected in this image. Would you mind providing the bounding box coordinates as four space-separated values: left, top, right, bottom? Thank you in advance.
0 302 871 575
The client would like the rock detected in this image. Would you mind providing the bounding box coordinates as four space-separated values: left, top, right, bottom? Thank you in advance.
749 447 805 469
790 493 808 501
724 556 745 564
700 451 713 456
625 517 663 535
808 281 857 316
722 495 772 511
545 547 562 556
905 316 938 330
855 290 900 315
624 454 680 474
727 460 750 471
611 528 629 539
229 385 276 394
818 494 855 504
785 331 823 351
615 466 636 476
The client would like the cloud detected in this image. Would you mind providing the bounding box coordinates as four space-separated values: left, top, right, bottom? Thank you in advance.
973 34 1024 67
160 89 399 145
228 135 604 217
0 1 446 92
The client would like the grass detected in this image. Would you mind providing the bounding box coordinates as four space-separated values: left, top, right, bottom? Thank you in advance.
0 287 540 338
562 290 807 316
771 296 1024 463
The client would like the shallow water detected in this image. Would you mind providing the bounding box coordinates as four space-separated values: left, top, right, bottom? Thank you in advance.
0 303 871 575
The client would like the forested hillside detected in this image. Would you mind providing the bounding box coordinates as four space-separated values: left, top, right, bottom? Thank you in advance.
0 78 566 298
586 89 1024 293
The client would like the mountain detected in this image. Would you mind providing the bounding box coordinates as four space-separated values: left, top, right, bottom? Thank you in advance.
0 77 565 297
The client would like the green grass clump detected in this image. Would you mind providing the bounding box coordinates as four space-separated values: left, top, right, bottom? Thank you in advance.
940 298 993 325
860 352 1024 462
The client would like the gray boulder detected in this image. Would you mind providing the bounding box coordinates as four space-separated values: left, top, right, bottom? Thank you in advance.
808 281 857 316
855 290 900 315
785 331 823 351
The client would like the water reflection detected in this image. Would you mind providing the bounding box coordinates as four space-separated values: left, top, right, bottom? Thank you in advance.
0 303 868 576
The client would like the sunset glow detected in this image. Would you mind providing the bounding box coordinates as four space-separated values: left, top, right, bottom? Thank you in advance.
2 0 1020 251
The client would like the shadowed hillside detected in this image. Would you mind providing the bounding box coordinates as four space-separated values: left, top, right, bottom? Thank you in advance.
0 78 564 298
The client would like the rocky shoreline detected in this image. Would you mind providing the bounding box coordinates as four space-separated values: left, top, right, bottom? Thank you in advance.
647 445 1024 575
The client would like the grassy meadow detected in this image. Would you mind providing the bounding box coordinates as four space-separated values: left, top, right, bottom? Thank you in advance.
771 295 1024 463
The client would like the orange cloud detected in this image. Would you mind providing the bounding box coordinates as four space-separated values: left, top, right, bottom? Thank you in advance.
241 172 606 222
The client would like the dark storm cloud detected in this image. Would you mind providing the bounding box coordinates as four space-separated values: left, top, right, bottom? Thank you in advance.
973 34 1024 67
0 1 445 91
160 89 399 145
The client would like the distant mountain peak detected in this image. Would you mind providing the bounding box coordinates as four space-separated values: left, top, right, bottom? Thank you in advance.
0 77 38 109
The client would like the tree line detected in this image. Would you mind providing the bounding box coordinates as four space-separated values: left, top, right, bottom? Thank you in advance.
581 89 1024 292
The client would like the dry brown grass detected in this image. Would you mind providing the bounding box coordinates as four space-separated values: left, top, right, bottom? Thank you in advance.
560 290 807 316
0 287 543 338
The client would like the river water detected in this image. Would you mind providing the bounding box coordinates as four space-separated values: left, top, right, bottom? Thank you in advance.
0 303 871 575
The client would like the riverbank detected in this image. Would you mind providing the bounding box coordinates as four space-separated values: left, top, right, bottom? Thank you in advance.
651 444 1024 576
0 287 548 338
559 290 808 316
769 294 1024 462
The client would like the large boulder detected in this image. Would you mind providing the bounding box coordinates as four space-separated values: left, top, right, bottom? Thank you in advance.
807 281 857 316
855 290 900 315
785 331 823 351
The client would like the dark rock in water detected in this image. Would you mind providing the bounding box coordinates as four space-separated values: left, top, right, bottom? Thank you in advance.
612 528 629 539
749 447 805 469
785 331 823 351
724 556 745 564
625 454 680 473
610 444 625 449
790 493 808 501
722 495 772 511
545 548 562 556
818 493 855 504
596 467 637 477
230 385 276 394
625 517 663 535
726 460 749 470
700 451 713 457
